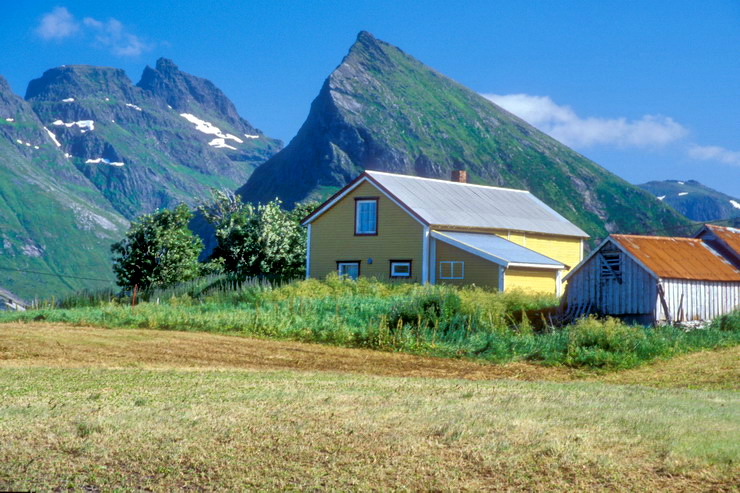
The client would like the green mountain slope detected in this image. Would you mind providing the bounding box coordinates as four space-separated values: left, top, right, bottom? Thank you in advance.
1 59 281 299
239 32 689 239
638 180 740 222
0 76 128 299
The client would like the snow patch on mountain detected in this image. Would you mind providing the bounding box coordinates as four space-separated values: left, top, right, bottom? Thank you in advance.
657 195 665 201
61 98 75 103
86 158 124 166
125 103 142 111
43 127 62 147
244 134 260 139
730 200 740 210
53 120 95 131
208 138 237 150
678 192 689 196
179 113 243 143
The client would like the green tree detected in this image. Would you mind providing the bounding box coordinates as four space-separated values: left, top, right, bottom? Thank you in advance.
200 191 316 281
111 204 203 290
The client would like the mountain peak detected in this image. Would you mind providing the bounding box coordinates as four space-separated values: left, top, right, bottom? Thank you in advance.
155 57 179 72
345 30 391 62
137 58 261 133
240 33 689 238
356 30 377 43
25 65 133 100
0 75 14 102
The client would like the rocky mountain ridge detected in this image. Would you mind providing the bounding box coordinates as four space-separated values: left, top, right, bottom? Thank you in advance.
1 60 281 298
26 60 281 218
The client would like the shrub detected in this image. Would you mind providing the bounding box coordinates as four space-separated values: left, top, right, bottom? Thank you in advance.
710 310 740 331
388 287 464 332
565 316 646 368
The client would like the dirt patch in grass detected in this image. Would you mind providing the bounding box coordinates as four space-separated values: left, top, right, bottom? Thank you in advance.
1 323 738 390
0 322 578 381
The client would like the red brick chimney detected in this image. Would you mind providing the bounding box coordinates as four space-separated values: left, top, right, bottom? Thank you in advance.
451 170 467 183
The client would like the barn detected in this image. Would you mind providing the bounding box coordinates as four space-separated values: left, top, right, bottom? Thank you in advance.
563 234 740 325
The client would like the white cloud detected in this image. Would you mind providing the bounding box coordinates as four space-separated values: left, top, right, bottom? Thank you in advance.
35 7 79 40
35 7 151 57
483 93 688 148
687 144 740 166
83 16 151 57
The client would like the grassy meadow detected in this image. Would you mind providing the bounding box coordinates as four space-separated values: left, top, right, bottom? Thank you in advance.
0 324 738 491
1 277 738 490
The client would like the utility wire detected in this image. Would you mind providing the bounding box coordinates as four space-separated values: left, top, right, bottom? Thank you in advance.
0 266 114 283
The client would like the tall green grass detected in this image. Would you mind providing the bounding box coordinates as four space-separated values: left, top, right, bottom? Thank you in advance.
4 275 738 370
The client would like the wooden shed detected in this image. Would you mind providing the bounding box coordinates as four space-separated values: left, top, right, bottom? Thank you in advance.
563 234 740 325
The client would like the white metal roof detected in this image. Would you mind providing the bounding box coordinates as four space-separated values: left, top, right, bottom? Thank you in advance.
367 171 588 237
432 230 565 269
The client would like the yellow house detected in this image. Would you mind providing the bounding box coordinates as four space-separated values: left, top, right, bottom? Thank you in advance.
301 170 588 295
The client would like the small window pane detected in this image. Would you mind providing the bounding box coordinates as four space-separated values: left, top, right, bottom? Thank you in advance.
338 262 359 280
355 200 377 234
439 261 464 279
391 261 411 277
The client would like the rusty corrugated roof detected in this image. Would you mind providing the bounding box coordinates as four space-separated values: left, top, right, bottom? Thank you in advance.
705 225 740 255
611 234 740 281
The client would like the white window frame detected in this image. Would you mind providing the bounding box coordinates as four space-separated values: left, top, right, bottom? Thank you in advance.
390 260 412 278
337 261 360 280
354 198 378 235
439 261 464 280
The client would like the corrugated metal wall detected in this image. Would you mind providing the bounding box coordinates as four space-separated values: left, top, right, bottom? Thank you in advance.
566 242 657 317
657 280 740 322
567 240 740 323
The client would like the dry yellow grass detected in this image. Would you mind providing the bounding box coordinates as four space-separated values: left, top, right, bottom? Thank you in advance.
2 322 738 390
0 322 578 381
599 345 740 390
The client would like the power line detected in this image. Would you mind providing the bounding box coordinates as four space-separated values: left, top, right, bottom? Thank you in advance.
0 266 114 283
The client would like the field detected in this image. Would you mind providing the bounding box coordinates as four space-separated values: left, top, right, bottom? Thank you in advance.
1 323 738 491
4 277 740 371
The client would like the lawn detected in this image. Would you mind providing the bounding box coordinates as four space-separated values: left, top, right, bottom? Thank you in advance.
0 324 738 491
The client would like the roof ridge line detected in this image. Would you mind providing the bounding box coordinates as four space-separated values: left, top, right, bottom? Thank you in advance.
612 234 702 241
365 170 530 193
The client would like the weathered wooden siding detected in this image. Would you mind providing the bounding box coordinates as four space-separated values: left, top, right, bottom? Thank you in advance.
309 181 423 281
434 240 500 289
565 242 657 317
505 268 557 294
656 280 740 322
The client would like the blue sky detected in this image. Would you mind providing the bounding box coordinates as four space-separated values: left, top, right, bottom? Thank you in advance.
2 1 738 195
